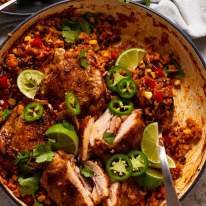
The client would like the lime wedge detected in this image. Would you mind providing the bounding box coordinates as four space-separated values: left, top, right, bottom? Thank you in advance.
45 123 79 155
135 168 163 190
115 48 146 71
17 69 44 99
150 155 176 169
141 122 160 164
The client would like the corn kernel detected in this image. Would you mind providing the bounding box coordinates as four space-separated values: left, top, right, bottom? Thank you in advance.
8 98 16 106
89 40 97 45
101 50 110 57
37 194 46 202
24 36 31 42
17 105 24 114
12 48 18 54
174 79 181 87
183 128 191 135
144 91 153 100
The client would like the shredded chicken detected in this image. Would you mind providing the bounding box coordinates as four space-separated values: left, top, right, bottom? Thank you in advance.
82 109 144 159
41 151 109 206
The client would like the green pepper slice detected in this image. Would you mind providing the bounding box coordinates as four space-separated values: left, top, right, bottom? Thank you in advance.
65 92 80 116
24 102 44 122
128 150 148 176
106 66 131 92
108 99 134 116
117 78 137 99
106 154 132 181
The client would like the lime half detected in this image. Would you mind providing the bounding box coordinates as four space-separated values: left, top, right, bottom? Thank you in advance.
17 69 44 99
115 48 146 71
135 168 163 190
141 122 160 164
150 155 176 169
45 123 79 155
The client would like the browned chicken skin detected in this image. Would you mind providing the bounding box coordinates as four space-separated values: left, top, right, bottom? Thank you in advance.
82 109 145 160
41 151 109 206
0 104 55 157
40 48 106 115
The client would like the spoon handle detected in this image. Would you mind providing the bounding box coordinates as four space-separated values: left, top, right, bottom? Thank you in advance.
159 133 181 206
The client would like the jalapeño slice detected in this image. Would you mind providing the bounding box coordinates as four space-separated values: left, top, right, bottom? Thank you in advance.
106 66 131 92
108 99 134 116
106 154 132 181
128 150 148 176
117 78 137 99
24 102 44 122
65 92 80 116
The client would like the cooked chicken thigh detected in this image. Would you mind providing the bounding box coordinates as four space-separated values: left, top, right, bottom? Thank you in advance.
82 109 144 160
41 151 109 206
0 104 55 157
40 48 106 115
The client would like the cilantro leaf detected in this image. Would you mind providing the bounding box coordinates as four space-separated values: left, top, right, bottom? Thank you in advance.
18 175 40 196
33 142 54 163
80 58 89 69
80 165 94 178
2 109 11 120
103 132 115 144
34 201 42 206
15 151 31 165
62 27 80 43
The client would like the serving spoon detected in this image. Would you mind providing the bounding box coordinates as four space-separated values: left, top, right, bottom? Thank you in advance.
158 132 181 206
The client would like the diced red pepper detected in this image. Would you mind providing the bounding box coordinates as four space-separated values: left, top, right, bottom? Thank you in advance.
31 37 42 48
111 51 118 59
153 91 163 103
0 76 9 89
144 77 156 90
154 67 165 77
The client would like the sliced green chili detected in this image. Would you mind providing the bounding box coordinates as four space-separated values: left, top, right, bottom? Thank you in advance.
128 150 148 176
117 78 137 99
24 102 44 122
106 154 132 181
65 92 80 116
108 99 134 116
106 66 131 92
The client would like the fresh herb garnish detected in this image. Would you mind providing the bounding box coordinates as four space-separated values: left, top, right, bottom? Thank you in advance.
79 49 89 69
80 165 94 178
62 19 92 43
2 109 11 120
15 151 31 165
34 201 43 206
33 142 54 163
163 59 185 79
18 175 40 196
103 132 115 144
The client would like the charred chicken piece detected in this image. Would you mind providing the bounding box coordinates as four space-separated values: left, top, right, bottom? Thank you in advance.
82 109 144 160
40 48 106 115
41 151 109 206
0 104 55 157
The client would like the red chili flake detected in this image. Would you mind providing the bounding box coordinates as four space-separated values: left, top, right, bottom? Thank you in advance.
0 76 9 89
144 77 156 90
154 67 165 77
153 91 163 103
111 51 118 59
31 37 42 48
